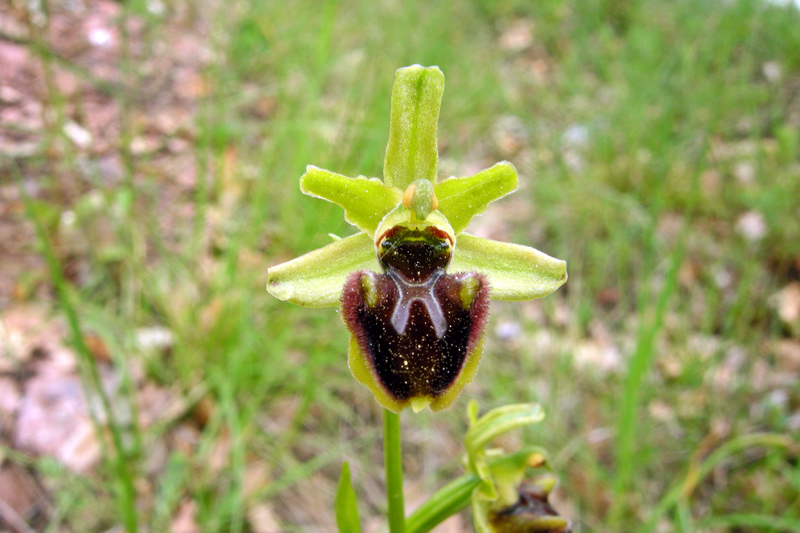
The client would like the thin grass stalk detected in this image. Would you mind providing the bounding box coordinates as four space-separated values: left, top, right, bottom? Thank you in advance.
646 433 795 531
610 169 702 526
115 0 135 192
26 0 72 187
16 168 139 532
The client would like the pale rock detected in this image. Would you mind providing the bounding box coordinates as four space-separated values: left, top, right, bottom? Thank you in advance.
15 374 90 468
57 417 102 473
733 161 756 184
763 61 782 83
147 0 166 15
499 19 534 51
135 326 174 353
88 27 113 47
63 120 93 149
772 282 800 328
736 211 767 243
573 340 622 374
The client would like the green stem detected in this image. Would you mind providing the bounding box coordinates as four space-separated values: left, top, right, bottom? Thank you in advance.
384 409 406 533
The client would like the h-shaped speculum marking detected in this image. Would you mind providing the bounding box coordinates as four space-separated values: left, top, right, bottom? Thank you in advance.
387 269 447 338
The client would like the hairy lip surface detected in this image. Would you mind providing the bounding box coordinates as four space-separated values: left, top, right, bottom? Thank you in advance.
342 266 488 403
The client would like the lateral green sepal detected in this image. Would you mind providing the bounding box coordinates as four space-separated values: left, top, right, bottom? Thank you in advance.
383 65 444 190
435 162 519 234
267 232 379 307
448 233 567 301
300 166 401 237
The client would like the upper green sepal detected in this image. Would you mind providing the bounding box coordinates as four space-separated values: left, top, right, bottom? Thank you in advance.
383 65 444 190
449 233 567 301
436 162 519 234
300 166 401 237
267 232 380 307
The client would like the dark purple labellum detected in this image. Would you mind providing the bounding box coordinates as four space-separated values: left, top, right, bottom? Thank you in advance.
489 482 572 533
342 226 489 406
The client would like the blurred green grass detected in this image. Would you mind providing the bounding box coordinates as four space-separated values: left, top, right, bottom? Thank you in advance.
6 0 800 530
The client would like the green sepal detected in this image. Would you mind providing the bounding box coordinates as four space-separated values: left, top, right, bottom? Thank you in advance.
464 403 546 507
449 234 567 301
300 166 401 237
465 403 545 457
472 493 493 533
335 462 362 533
384 65 444 190
267 232 379 307
435 162 519 234
463 403 550 533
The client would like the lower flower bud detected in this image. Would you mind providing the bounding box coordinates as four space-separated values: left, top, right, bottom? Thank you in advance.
488 481 571 533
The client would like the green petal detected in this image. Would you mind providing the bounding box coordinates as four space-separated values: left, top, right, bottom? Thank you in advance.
300 166 401 237
267 232 379 307
383 65 444 190
435 162 519 234
449 233 567 301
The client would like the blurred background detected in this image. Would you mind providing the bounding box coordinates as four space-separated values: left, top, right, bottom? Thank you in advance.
1 0 799 531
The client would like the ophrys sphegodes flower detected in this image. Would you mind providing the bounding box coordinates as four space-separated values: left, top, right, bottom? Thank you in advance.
267 65 566 413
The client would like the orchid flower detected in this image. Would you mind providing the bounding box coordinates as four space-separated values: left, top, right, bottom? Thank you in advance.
462 402 571 533
267 65 566 413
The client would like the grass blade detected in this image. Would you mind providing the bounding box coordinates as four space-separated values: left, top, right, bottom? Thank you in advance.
335 462 362 533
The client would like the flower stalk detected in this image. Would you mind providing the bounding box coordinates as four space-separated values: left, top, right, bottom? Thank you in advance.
384 409 406 533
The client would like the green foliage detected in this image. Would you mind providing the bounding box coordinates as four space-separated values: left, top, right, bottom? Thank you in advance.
335 462 362 533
